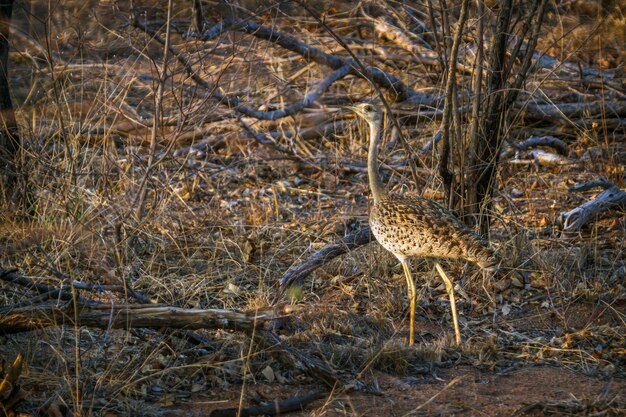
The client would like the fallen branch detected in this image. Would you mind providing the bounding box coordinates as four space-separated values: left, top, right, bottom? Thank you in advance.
0 268 59 295
521 100 626 124
558 184 626 235
280 226 374 287
0 270 286 334
568 177 614 192
500 135 568 160
0 268 348 389
0 301 289 335
0 298 351 393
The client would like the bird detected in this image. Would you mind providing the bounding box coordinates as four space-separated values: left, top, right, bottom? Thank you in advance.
345 102 497 346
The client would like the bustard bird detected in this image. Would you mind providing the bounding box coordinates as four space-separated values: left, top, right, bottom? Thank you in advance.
346 103 497 346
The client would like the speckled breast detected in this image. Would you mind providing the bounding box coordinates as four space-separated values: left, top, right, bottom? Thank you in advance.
369 213 422 259
369 200 434 259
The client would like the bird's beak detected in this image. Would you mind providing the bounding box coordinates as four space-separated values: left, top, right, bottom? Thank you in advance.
342 105 359 115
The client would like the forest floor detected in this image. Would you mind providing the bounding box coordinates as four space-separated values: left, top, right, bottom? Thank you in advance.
1 1 625 416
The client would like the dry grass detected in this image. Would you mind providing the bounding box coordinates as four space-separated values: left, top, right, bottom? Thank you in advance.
0 1 625 416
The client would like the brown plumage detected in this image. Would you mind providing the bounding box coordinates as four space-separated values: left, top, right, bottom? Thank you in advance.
346 102 497 346
370 195 496 269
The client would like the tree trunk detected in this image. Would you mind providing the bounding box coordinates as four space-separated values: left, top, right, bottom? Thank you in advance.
0 0 20 203
451 0 547 236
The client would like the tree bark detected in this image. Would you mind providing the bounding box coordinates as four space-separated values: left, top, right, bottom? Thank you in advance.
459 0 547 235
471 0 513 235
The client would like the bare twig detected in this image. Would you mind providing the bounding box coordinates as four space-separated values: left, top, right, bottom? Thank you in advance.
199 19 434 104
189 0 205 33
133 0 174 220
517 136 568 155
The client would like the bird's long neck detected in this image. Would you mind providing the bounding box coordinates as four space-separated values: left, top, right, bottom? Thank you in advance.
367 116 388 204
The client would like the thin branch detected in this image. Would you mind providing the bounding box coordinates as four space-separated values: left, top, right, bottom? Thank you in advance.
439 0 470 204
132 20 354 168
506 0 549 106
198 19 434 104
133 0 174 220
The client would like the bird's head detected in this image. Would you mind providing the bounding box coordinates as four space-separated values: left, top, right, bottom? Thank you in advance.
344 102 383 125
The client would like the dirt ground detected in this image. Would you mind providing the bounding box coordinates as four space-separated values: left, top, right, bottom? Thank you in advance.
171 366 623 416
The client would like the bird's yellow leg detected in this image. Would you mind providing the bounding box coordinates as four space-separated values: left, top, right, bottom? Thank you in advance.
434 262 461 346
401 260 416 346
481 268 496 307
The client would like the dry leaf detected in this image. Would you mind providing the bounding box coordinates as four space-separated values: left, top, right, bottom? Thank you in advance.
502 303 511 316
261 365 275 383
494 278 511 292
224 283 241 296
511 276 524 288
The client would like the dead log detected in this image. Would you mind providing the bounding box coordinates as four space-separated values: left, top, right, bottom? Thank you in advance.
280 227 374 287
558 184 626 235
0 301 349 392
0 302 288 335
519 136 568 155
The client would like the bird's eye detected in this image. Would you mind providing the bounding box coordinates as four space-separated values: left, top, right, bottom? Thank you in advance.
364 104 373 112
